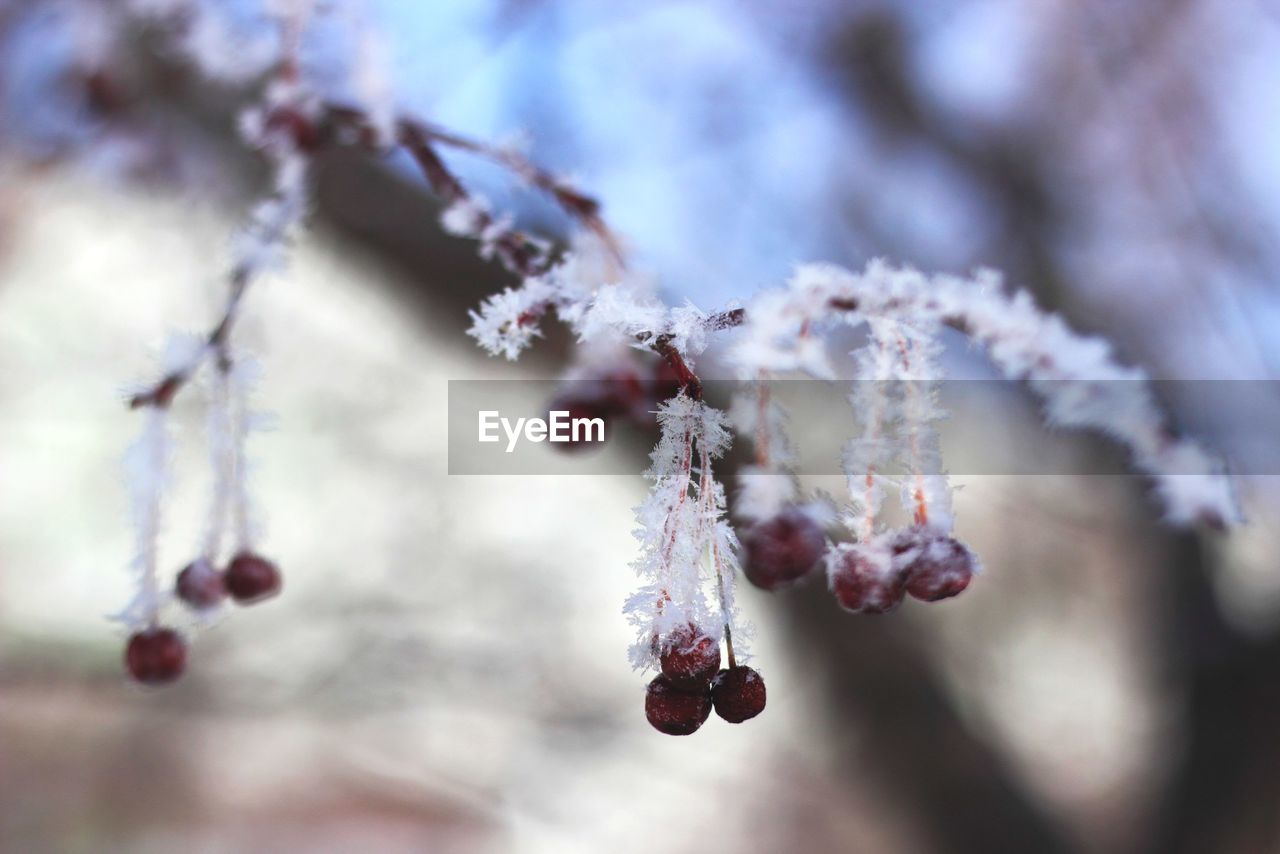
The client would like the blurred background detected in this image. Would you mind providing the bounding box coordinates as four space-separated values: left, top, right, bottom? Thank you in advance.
1 1 1279 852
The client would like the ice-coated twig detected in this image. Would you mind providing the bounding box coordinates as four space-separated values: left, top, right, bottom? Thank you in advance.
732 261 1239 527
116 405 172 630
843 323 899 541
729 382 801 522
699 442 750 669
625 395 739 671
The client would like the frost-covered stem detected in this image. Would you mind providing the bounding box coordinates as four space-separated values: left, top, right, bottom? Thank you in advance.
628 397 738 670
894 334 931 527
229 359 254 551
322 103 624 261
204 337 258 553
843 322 900 540
132 32 314 411
638 307 745 399
712 535 736 669
857 346 890 541
736 262 1237 527
660 428 695 568
646 426 693 647
120 405 173 630
701 445 736 668
202 355 234 560
137 410 167 628
397 116 625 265
127 269 250 410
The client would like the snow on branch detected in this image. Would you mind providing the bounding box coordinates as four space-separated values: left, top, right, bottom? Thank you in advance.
732 260 1240 528
625 395 744 671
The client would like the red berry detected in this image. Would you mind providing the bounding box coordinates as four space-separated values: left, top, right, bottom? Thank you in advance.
547 394 612 452
224 552 282 604
644 675 713 736
711 666 766 723
741 509 827 590
175 558 226 610
829 547 905 614
894 528 976 602
549 367 655 451
658 624 721 690
125 627 187 685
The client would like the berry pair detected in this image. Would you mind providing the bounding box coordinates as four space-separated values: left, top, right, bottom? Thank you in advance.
176 551 282 610
829 528 976 615
643 624 767 735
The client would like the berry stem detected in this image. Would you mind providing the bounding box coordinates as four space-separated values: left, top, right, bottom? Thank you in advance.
894 331 932 528
713 538 737 670
227 350 255 552
659 427 695 568
700 443 738 670
851 329 893 542
127 269 250 411
203 351 234 560
140 409 167 629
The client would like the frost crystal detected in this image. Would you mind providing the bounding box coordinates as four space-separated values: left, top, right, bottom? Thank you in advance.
116 406 173 629
203 351 266 561
734 260 1239 528
626 396 748 671
466 277 556 360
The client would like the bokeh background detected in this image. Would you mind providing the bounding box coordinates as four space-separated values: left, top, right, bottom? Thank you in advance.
2 2 1279 852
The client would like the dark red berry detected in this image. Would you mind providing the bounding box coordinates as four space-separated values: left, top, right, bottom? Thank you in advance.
549 368 654 452
829 547 905 614
659 624 721 690
547 396 610 452
894 528 976 602
125 627 187 685
644 675 713 736
711 666 766 723
175 558 226 610
741 508 827 590
224 552 282 604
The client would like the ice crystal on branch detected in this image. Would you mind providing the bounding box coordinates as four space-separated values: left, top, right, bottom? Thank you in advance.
843 325 900 541
117 406 174 630
625 396 748 672
466 277 557 361
733 260 1240 528
202 351 267 563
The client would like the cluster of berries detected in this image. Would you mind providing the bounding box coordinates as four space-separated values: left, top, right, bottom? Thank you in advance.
124 552 282 686
740 508 977 613
644 623 766 736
